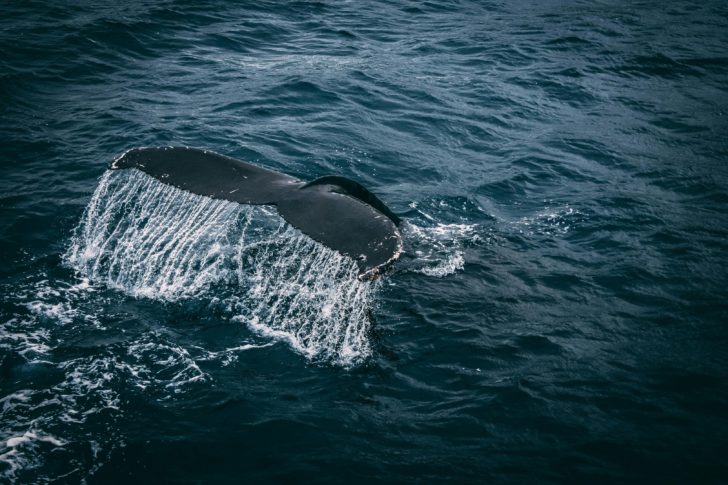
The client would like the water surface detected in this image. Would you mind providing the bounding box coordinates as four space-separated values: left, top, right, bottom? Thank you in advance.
1 1 727 482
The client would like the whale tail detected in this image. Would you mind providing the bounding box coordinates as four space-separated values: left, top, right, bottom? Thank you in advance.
110 147 402 278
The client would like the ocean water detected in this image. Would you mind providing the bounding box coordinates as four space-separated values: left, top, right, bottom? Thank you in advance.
1 1 727 482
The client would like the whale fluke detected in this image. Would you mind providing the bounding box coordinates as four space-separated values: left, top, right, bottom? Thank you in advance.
110 147 402 278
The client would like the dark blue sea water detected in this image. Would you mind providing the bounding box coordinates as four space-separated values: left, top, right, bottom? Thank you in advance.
2 1 728 482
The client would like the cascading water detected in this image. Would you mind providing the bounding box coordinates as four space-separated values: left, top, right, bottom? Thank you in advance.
65 169 378 366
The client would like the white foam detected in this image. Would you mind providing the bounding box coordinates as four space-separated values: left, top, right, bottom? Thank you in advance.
0 317 52 358
0 430 66 479
5 431 65 448
26 301 76 325
400 222 477 277
126 335 208 390
194 342 275 366
0 391 33 413
418 251 465 277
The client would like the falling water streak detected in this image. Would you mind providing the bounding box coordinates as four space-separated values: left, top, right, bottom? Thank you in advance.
233 224 377 364
65 169 378 366
67 170 242 299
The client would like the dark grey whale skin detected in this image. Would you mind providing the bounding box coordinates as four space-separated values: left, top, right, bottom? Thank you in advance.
109 146 402 278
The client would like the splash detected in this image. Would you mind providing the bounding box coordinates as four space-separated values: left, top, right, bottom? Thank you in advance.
65 169 377 366
66 170 242 300
400 222 478 277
